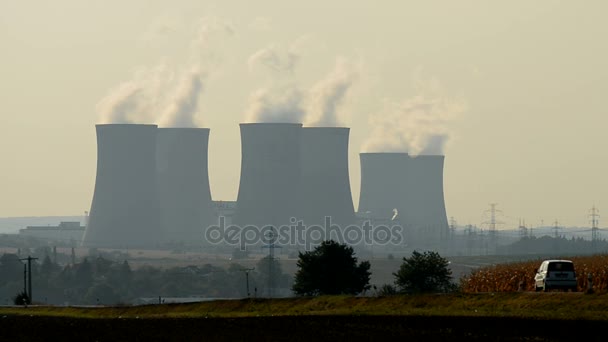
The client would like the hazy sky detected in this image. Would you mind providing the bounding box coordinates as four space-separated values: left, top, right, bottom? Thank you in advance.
1 0 607 230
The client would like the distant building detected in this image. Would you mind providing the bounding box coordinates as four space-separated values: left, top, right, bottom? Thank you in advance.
19 221 85 242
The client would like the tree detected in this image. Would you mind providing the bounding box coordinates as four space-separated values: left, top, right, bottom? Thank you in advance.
393 250 453 293
292 240 371 296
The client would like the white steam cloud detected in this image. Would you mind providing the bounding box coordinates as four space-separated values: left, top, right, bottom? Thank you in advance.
245 85 305 123
97 16 233 126
362 89 468 155
247 45 299 75
246 40 358 125
158 70 206 128
96 82 142 124
305 58 358 127
245 42 305 123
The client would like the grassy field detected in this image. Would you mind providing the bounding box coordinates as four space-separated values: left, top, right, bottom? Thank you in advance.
2 293 608 320
2 294 608 341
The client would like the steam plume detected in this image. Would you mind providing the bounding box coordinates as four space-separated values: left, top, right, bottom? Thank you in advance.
245 85 305 123
245 42 304 123
362 91 467 155
305 58 358 127
158 70 205 128
97 16 233 126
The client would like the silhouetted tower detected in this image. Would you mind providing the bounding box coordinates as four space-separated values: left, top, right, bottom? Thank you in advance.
553 220 561 238
590 206 600 251
483 203 502 248
449 217 457 240
518 219 528 240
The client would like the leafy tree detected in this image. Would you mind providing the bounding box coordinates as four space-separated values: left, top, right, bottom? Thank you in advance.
292 240 371 296
393 250 453 293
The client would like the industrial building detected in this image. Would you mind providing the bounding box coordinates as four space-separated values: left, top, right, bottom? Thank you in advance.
19 221 85 242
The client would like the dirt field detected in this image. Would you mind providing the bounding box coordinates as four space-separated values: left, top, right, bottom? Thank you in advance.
1 314 607 341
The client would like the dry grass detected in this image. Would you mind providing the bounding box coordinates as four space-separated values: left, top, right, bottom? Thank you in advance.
3 293 608 321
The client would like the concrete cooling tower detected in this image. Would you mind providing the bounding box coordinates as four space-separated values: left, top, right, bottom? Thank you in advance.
357 153 449 243
405 155 449 236
83 124 162 248
234 123 302 229
357 153 411 223
299 127 356 228
156 128 215 246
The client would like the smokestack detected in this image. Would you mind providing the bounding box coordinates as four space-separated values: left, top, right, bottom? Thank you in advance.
156 128 215 246
234 123 302 229
299 127 356 227
83 124 162 248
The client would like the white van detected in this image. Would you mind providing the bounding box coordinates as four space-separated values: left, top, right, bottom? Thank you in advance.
534 259 577 292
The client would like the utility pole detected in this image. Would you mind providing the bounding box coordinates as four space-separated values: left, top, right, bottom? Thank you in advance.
590 206 600 252
19 256 38 304
240 267 255 298
22 263 27 299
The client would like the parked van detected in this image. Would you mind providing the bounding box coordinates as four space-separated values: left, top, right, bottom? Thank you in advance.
534 259 577 292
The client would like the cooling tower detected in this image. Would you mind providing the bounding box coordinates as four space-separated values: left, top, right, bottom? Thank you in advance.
405 155 449 236
156 128 215 246
83 124 162 248
357 153 449 241
299 127 356 228
234 123 302 229
357 153 411 222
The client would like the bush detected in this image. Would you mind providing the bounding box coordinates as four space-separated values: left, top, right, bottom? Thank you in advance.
377 284 398 296
293 240 371 296
13 291 29 305
393 250 453 293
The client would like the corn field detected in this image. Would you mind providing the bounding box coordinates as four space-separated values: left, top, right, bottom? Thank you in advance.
460 254 608 292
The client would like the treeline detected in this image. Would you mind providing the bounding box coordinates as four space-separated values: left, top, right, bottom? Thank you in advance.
0 252 290 305
500 235 608 255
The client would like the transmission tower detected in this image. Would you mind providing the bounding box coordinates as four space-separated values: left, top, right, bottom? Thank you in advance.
483 203 503 247
590 205 600 251
518 219 528 239
262 229 281 298
552 220 561 238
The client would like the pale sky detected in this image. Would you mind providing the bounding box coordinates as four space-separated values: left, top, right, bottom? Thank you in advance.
1 0 607 230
